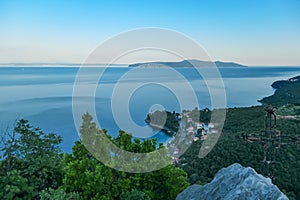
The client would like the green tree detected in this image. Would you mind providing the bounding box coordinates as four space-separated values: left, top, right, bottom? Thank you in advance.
120 189 150 200
0 170 34 200
63 113 189 200
179 106 300 199
39 188 80 200
0 119 63 199
62 141 115 200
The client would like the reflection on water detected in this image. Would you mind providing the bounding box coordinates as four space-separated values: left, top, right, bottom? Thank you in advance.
0 66 300 151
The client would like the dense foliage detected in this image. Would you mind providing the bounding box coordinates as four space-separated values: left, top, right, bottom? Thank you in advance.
179 106 300 200
0 114 189 200
145 110 180 136
0 119 63 199
259 75 300 106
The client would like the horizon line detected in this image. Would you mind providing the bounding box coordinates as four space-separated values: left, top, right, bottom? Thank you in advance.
0 60 299 67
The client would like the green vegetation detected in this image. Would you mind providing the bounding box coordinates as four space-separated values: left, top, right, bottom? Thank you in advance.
145 110 180 136
1 75 300 199
178 106 300 200
259 75 300 106
2 108 299 199
277 104 300 117
0 114 189 200
0 119 63 199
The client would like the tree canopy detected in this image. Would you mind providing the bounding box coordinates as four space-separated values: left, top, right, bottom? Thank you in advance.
0 115 189 200
0 119 63 199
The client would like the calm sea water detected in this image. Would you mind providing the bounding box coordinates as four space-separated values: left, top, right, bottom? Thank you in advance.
1 66 300 151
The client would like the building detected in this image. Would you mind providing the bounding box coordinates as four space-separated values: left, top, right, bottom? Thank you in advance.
208 123 215 128
196 122 203 129
187 126 194 132
201 135 208 140
211 129 218 134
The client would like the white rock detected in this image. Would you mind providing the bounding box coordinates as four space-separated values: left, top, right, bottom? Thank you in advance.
176 163 288 200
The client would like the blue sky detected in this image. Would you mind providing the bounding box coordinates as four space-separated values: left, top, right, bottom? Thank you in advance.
0 0 300 65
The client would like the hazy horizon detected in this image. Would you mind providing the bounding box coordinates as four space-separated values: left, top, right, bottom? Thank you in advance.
0 60 300 67
1 0 300 66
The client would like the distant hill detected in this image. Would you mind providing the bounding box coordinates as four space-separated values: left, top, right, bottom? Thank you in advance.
128 60 247 68
258 75 300 106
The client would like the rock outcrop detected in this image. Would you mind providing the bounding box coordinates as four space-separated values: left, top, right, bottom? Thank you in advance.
176 163 288 200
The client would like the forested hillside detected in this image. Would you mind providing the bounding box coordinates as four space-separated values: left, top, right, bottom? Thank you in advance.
259 75 300 106
178 106 300 199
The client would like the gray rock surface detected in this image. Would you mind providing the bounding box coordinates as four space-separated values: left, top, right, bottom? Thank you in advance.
176 163 288 200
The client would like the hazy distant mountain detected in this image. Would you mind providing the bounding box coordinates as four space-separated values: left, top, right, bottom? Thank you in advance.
128 60 247 68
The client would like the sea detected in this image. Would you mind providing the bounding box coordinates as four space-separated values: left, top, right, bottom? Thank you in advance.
1 66 300 152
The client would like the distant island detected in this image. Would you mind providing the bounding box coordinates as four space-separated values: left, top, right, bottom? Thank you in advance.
128 59 247 68
0 60 247 68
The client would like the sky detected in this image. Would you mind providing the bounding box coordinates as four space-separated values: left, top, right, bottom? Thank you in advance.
0 0 300 66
